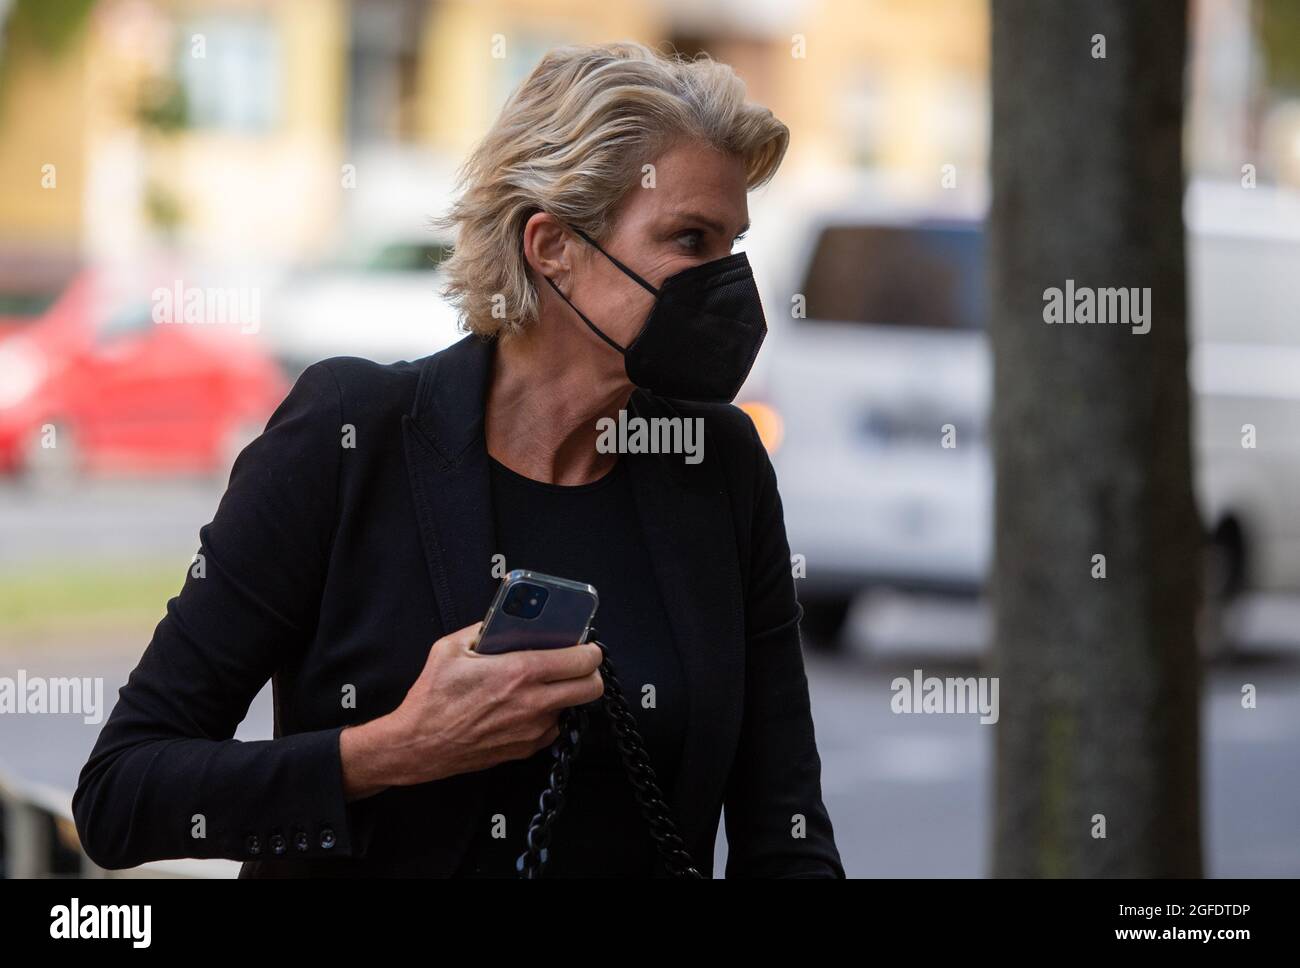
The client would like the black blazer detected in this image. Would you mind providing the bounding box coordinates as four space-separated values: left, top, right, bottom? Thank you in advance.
72 333 845 878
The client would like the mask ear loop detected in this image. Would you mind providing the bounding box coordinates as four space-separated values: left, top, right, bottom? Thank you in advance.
543 273 629 355
541 223 660 355
569 226 661 298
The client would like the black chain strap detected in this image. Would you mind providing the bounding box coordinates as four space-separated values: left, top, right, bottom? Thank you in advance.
515 636 703 878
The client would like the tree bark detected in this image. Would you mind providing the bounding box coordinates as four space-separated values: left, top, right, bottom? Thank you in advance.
990 0 1202 876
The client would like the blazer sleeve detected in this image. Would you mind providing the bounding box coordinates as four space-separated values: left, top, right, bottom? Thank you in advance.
722 417 846 878
72 361 356 869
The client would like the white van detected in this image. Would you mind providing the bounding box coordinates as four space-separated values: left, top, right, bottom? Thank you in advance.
740 178 1300 650
1187 181 1300 631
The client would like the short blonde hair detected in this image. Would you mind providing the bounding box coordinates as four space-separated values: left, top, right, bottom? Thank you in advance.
434 41 789 339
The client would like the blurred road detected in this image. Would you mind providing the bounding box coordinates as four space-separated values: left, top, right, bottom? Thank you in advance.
1 480 1298 876
0 480 222 569
3 638 1297 877
799 644 1300 878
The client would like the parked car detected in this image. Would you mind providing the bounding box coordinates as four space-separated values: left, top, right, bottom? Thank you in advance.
741 210 990 643
738 178 1300 653
263 233 465 374
0 267 288 480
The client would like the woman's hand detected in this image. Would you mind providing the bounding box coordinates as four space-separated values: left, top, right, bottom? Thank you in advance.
339 622 604 800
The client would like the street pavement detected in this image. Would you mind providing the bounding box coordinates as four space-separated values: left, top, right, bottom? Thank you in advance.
1 481 1297 876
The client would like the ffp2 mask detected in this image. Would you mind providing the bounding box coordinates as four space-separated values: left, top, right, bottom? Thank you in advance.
544 224 767 403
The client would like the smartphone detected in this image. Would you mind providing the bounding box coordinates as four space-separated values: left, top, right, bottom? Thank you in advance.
472 569 599 655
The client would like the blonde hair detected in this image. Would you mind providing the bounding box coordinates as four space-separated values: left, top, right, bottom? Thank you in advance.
434 41 789 339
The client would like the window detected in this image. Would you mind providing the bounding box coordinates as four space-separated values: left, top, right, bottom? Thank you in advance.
800 222 988 330
0 291 60 320
365 241 453 272
180 16 281 131
98 303 155 344
346 0 427 144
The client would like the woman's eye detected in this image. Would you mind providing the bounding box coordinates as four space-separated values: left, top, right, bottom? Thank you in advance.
675 229 704 251
674 227 746 254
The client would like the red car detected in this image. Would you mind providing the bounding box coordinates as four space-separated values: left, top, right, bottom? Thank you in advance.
0 268 288 478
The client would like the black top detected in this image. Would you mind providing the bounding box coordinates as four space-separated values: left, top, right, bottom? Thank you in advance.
454 454 687 876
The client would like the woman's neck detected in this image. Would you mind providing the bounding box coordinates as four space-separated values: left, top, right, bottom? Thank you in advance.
485 321 633 486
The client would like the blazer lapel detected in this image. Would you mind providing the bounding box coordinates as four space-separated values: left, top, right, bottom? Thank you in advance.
623 391 747 860
400 335 504 874
403 334 501 635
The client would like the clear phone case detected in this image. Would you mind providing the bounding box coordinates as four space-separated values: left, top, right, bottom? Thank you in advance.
473 569 599 655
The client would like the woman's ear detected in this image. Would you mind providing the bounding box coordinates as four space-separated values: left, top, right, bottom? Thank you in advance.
522 211 574 285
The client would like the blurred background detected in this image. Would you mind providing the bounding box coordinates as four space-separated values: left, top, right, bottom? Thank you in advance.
0 0 1298 877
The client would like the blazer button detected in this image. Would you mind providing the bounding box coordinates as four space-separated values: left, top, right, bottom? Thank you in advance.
270 833 287 855
294 830 310 852
245 834 262 856
319 827 336 850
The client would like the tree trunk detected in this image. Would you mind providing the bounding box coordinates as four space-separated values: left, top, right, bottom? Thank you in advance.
990 0 1202 876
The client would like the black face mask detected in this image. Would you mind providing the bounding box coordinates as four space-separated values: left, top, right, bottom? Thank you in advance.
543 224 767 403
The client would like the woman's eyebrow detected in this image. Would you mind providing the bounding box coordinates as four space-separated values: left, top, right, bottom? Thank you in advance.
666 211 750 237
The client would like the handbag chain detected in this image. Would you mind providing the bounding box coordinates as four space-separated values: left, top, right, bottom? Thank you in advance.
514 635 703 878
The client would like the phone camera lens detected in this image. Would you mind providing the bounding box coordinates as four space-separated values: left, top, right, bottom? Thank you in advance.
502 582 549 619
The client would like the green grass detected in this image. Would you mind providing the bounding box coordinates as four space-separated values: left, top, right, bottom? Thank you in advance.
0 561 184 648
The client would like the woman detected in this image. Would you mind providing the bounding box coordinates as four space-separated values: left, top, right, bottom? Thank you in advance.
73 41 844 878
